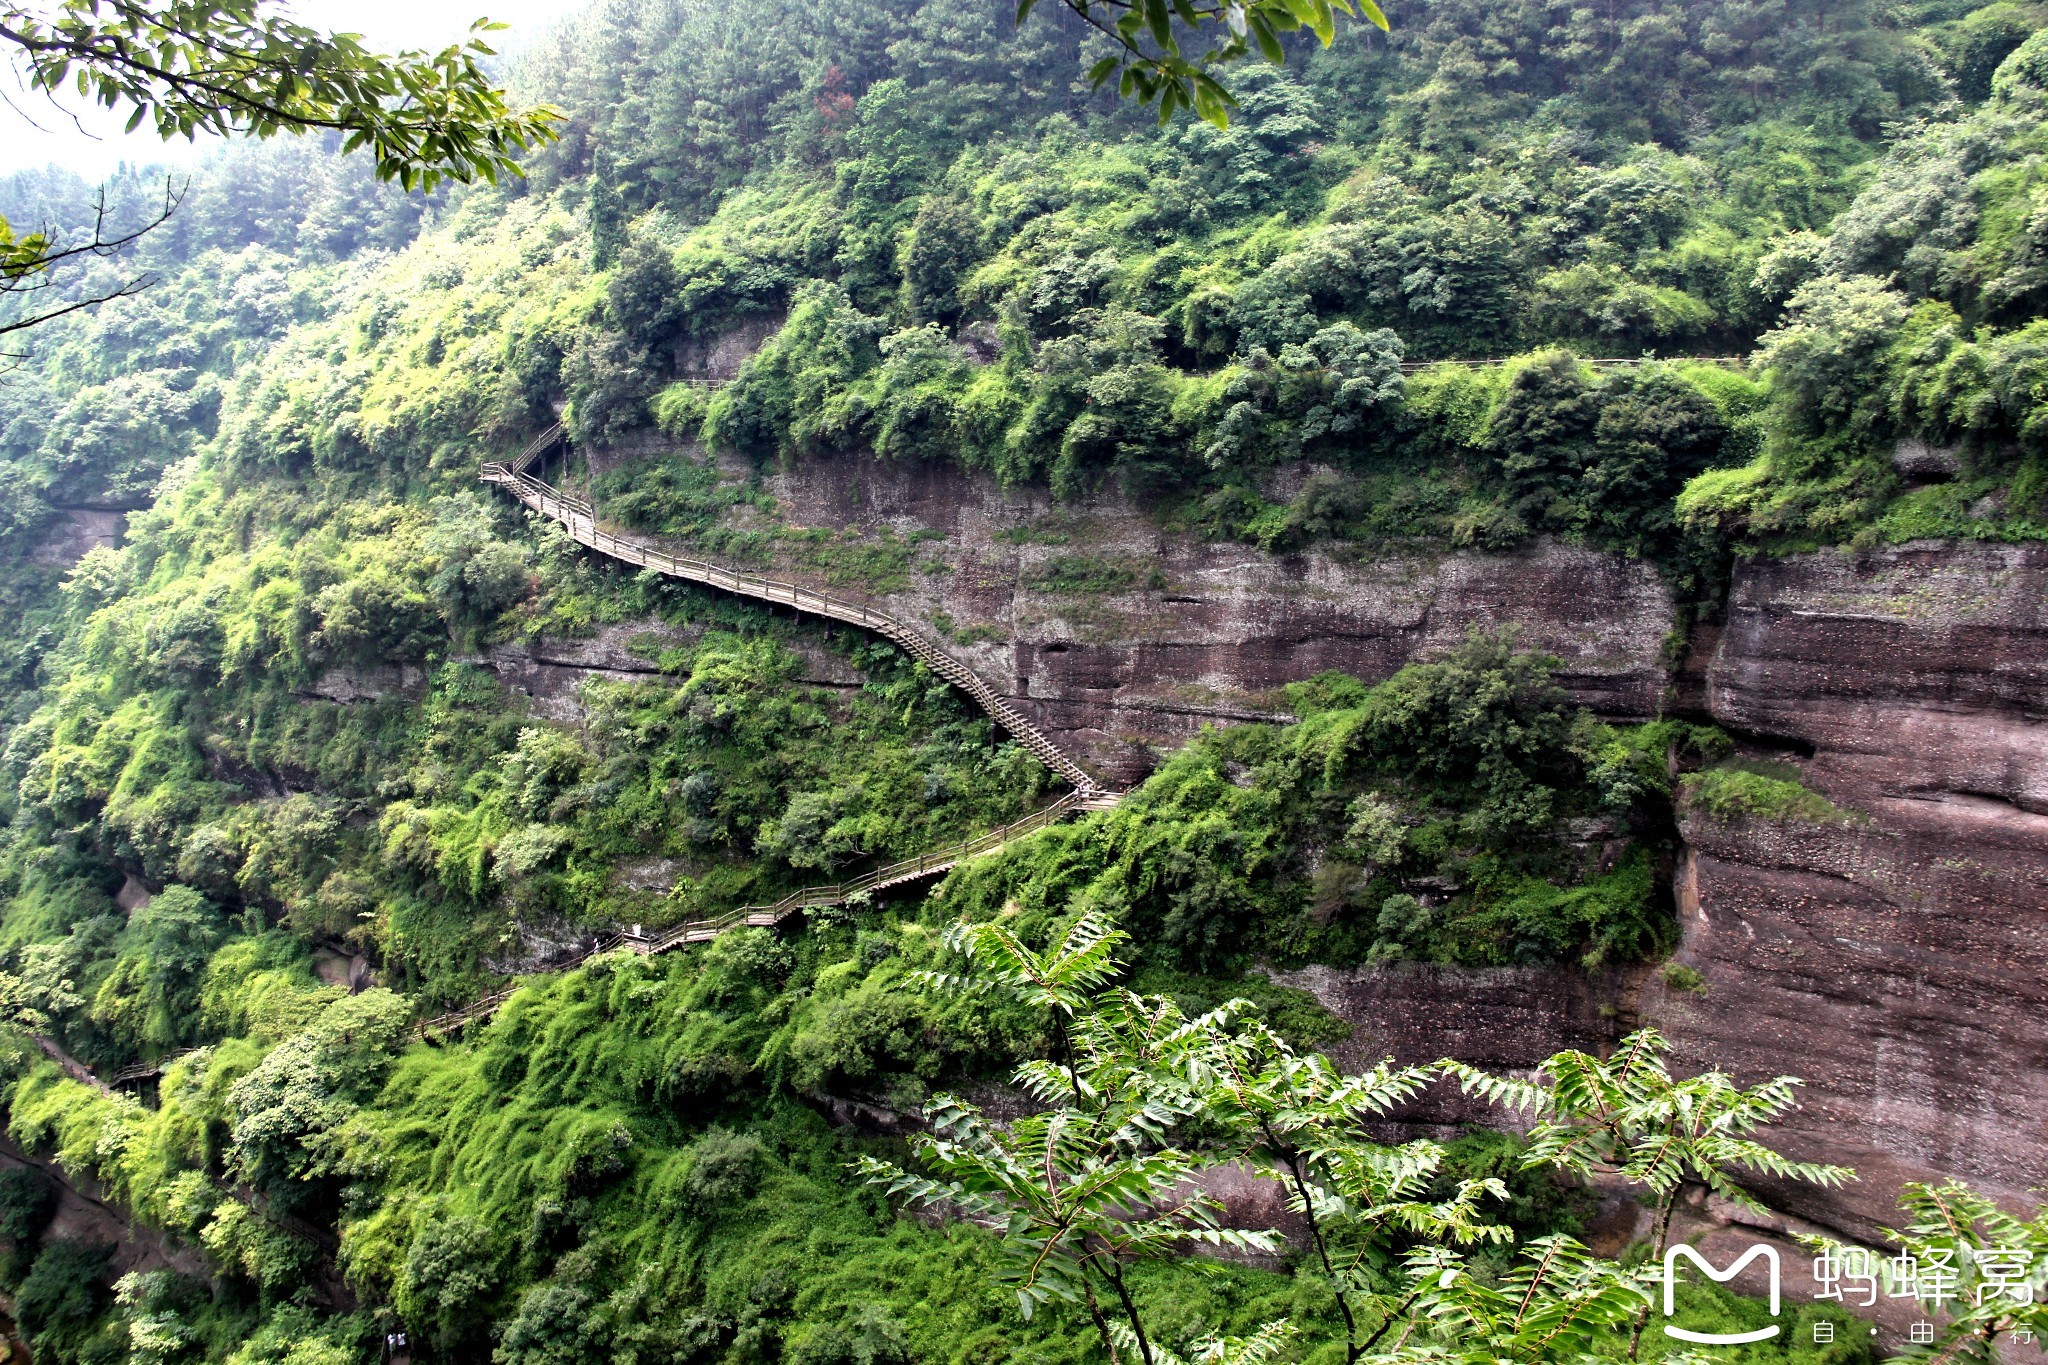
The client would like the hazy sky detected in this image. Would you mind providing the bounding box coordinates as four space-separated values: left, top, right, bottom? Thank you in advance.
0 0 583 180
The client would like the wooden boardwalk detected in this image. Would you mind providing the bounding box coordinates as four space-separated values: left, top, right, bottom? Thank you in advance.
481 437 1096 790
415 787 1118 1036
402 429 1123 1038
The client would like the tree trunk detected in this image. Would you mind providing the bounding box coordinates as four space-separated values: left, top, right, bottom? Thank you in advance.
1627 1186 1683 1362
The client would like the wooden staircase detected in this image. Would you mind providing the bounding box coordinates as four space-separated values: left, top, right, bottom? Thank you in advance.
480 441 1100 792
405 428 1123 1039
415 787 1118 1037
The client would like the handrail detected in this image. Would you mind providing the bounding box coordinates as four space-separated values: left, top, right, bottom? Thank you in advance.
511 421 566 476
479 455 1097 788
414 787 1118 1037
1395 354 1747 373
415 430 1129 1041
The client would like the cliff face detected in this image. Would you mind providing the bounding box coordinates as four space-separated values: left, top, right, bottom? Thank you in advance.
703 452 1676 784
1647 543 2048 1238
591 446 2046 1232
1268 543 2048 1238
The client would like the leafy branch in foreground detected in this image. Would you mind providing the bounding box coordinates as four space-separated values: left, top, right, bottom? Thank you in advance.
1 1 560 191
1803 1182 2047 1365
920 909 1128 1086
1185 1012 1509 1363
0 0 560 341
1109 1317 1297 1365
1367 1234 1654 1364
1442 1028 1855 1359
858 984 1280 1365
1018 0 1389 127
879 916 1878 1365
0 180 179 346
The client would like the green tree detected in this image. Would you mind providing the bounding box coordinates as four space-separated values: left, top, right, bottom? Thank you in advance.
89 884 226 1053
0 0 557 334
1442 1027 1854 1359
1020 0 1389 127
589 145 625 271
1184 1011 1510 1363
1848 1181 2048 1365
859 990 1279 1365
227 989 411 1204
1369 1234 1654 1365
1322 631 1591 839
866 912 1278 1363
14 1239 116 1364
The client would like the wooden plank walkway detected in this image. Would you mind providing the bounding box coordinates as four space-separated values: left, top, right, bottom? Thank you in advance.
400 430 1125 1039
414 787 1119 1037
481 450 1097 790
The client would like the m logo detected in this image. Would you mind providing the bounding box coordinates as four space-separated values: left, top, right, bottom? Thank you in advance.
1663 1244 1783 1344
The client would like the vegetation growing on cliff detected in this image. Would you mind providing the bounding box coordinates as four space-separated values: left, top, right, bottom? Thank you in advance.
934 635 1702 972
0 0 2042 1357
1681 762 1861 826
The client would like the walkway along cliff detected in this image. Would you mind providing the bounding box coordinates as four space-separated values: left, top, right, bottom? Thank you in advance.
414 426 1123 1036
471 424 2048 1248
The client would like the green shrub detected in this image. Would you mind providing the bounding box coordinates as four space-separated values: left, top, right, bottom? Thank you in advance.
1662 961 1708 993
1682 766 1859 825
15 1239 116 1365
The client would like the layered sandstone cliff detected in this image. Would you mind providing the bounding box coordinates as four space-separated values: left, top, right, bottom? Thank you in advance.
577 444 2045 1236
637 451 1678 784
1649 542 2048 1239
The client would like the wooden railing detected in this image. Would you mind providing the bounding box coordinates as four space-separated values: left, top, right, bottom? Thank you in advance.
511 420 565 476
411 433 1129 1040
109 1047 197 1087
415 786 1120 1037
1396 354 1746 373
479 458 1098 790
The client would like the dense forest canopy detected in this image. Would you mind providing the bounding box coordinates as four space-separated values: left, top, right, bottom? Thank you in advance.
0 0 2040 1360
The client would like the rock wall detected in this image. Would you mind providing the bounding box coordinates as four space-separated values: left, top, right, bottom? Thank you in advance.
1266 962 1635 1105
0 1134 209 1282
1254 544 2047 1238
296 620 867 722
29 506 128 567
640 451 1677 784
1264 961 1649 1141
1644 542 2048 1240
580 437 2046 1235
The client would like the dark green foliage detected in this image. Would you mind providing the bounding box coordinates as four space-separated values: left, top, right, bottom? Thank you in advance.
904 196 981 323
607 234 687 351
89 884 226 1055
682 1126 764 1213
935 638 1684 973
0 1164 56 1288
15 1239 116 1365
588 147 625 271
1427 1131 1599 1250
399 1213 505 1359
0 1165 55 1246
786 1305 913 1365
1486 356 1728 554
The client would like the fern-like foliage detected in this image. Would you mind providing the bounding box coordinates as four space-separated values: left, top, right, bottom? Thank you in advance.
1160 1004 1510 1361
1367 1235 1654 1364
1108 1318 1300 1365
918 908 1129 1017
864 943 1279 1357
1831 1182 2048 1365
1440 1028 1853 1213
